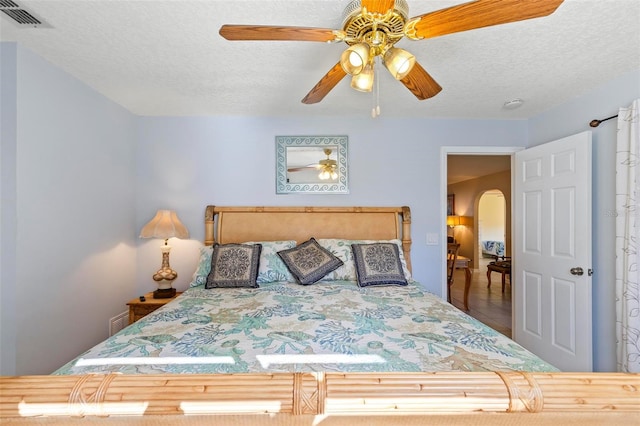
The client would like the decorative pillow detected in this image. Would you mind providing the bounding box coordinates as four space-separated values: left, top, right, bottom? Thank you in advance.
244 240 296 283
191 241 296 287
351 243 408 287
205 243 262 288
191 245 214 287
277 238 343 285
317 239 412 281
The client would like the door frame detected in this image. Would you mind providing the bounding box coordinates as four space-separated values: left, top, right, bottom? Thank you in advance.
440 146 523 320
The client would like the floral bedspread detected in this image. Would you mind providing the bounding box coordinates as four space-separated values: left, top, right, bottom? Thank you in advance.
54 281 556 375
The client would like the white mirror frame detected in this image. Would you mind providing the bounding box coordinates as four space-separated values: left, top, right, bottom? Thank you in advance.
276 135 349 194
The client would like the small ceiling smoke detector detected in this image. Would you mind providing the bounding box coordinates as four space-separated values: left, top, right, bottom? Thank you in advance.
503 98 524 110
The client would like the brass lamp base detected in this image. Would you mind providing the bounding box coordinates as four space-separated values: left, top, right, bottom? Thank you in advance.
153 288 176 299
152 243 178 299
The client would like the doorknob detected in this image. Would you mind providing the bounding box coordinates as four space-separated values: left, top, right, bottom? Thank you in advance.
570 267 584 276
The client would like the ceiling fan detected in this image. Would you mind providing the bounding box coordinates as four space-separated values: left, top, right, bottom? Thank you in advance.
219 0 564 106
288 148 339 180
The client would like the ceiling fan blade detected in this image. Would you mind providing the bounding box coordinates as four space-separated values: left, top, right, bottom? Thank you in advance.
400 62 442 100
407 0 564 40
301 62 347 104
219 25 339 42
361 0 396 14
288 163 320 172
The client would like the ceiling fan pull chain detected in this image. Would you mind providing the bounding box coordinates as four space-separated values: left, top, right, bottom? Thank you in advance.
371 65 377 118
376 60 381 116
372 58 381 118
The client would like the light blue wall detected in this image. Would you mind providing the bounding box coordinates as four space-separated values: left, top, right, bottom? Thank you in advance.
2 41 638 374
528 69 640 372
134 117 527 298
0 43 18 376
0 43 138 375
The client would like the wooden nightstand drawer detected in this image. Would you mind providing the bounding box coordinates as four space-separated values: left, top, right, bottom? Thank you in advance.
126 292 181 325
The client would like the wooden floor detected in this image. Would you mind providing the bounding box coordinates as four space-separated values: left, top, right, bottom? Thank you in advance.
449 258 512 338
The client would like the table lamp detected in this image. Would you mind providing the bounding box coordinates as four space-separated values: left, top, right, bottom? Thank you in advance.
140 210 189 298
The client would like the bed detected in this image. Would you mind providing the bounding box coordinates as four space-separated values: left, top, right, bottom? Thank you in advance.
1 205 638 424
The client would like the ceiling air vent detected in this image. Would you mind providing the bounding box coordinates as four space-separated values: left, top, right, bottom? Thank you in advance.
0 0 51 28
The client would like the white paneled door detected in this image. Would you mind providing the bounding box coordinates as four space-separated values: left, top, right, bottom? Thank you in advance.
514 131 593 372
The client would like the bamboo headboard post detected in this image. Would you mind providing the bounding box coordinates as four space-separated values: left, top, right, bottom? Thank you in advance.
204 205 216 246
401 206 412 273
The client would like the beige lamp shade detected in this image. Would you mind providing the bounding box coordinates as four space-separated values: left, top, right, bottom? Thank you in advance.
447 215 473 227
140 210 189 240
447 215 461 227
460 216 474 227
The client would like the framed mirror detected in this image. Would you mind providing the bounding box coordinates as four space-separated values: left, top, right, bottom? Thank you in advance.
276 136 349 194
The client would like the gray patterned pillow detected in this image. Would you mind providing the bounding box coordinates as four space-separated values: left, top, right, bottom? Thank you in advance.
277 238 343 285
317 238 411 281
205 243 262 288
351 243 408 287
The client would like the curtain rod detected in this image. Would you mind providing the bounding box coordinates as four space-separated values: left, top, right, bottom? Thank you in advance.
589 114 618 128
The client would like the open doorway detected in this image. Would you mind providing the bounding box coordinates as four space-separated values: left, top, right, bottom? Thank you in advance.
446 153 513 337
478 189 506 261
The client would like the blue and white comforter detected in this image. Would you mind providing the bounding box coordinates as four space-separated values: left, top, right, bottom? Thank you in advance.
55 281 556 375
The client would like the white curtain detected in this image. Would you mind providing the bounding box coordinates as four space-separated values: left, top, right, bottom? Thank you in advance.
616 99 640 372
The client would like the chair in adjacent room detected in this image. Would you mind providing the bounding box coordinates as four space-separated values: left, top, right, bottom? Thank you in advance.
447 243 460 303
487 255 512 292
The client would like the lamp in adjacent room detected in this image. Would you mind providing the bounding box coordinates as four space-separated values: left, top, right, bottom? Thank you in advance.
140 210 189 298
447 215 473 244
447 215 473 227
447 215 462 227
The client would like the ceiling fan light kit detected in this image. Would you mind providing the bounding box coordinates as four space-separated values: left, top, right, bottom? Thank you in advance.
319 169 339 180
383 47 416 80
340 43 370 75
319 149 339 180
351 63 375 92
219 0 565 110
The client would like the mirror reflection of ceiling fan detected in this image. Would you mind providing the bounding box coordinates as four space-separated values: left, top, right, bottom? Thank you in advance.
288 149 338 180
220 0 564 105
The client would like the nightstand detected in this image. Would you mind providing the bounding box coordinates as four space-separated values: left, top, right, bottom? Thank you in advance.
127 291 182 324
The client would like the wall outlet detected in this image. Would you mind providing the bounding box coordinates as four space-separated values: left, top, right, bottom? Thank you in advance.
426 233 439 245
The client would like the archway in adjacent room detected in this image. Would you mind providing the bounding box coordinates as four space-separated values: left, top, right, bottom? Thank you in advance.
477 189 506 262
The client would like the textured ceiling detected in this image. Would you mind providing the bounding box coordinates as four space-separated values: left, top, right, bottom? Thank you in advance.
1 0 639 119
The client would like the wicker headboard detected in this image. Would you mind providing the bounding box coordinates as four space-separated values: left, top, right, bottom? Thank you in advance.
204 205 412 272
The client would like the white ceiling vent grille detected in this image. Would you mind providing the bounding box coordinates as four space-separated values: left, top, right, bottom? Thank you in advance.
0 0 51 28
